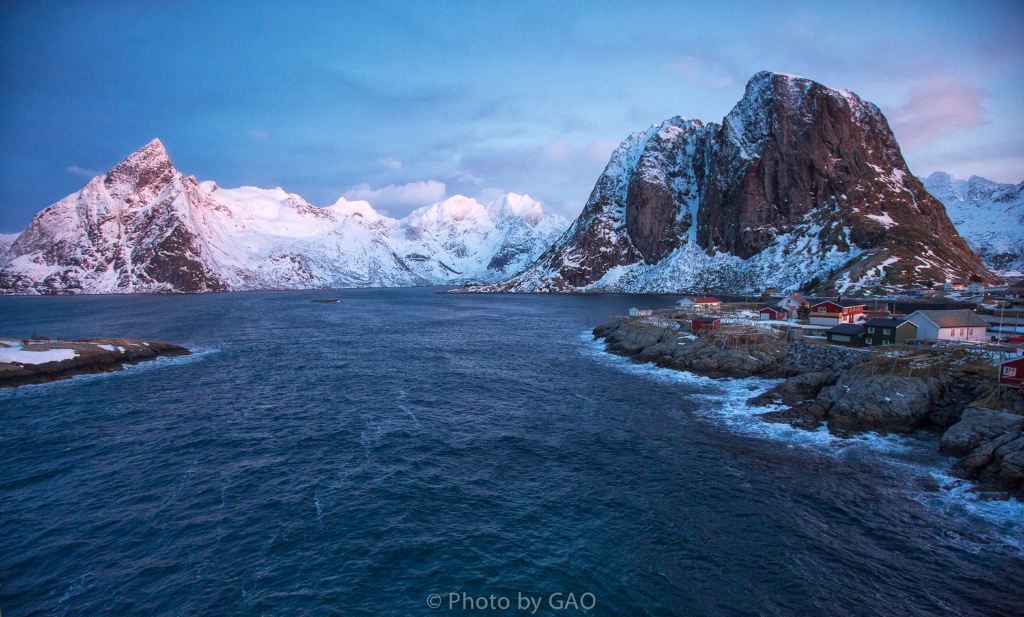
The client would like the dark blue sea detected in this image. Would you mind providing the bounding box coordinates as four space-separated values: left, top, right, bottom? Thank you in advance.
2 288 1022 616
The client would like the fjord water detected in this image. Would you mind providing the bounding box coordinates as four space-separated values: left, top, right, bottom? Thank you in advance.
1 289 1022 616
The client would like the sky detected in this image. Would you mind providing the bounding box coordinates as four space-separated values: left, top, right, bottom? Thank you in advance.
1 0 1022 232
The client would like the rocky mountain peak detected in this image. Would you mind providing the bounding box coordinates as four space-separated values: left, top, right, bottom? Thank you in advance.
104 138 177 200
485 71 995 294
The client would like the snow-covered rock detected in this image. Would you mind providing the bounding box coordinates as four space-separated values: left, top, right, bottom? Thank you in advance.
923 172 1024 275
0 233 19 256
0 140 566 294
482 72 995 294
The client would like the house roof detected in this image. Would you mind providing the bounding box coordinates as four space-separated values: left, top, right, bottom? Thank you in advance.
892 301 972 314
864 318 908 328
811 299 865 309
829 324 865 336
910 309 989 329
760 306 784 313
782 292 807 303
692 316 721 323
681 296 721 304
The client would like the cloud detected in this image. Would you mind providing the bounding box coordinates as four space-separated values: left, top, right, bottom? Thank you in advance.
668 54 736 89
247 129 269 141
342 180 446 208
377 157 403 170
65 165 100 178
885 77 986 149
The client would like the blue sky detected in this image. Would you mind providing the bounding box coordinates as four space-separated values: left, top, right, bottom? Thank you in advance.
1 0 1022 231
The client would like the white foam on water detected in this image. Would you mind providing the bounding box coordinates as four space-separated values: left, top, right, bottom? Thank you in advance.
581 331 1024 542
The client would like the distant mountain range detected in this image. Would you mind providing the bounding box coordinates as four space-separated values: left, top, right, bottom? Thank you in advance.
922 172 1024 275
1 72 1017 296
0 140 565 294
481 71 996 294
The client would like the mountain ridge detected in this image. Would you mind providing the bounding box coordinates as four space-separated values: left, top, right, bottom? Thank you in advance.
922 172 1024 275
0 142 566 294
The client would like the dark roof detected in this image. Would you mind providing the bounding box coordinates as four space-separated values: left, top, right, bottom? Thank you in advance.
829 324 865 336
892 301 971 314
692 317 721 323
864 318 908 328
812 299 865 308
911 309 989 329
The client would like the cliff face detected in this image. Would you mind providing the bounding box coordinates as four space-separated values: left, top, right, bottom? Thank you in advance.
487 72 995 294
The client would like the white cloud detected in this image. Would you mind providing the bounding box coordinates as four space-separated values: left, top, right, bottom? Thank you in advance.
885 77 986 149
65 165 100 178
377 157 403 170
343 180 446 208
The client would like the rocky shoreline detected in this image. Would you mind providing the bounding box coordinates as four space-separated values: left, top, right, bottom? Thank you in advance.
0 338 191 388
593 316 1024 498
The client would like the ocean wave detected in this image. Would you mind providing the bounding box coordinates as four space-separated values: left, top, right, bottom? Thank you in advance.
580 330 1024 539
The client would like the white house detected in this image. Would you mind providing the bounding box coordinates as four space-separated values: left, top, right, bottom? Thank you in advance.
777 292 808 316
904 309 989 342
676 296 722 313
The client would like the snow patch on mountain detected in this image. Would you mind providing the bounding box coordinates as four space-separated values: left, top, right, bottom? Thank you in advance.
923 172 1024 275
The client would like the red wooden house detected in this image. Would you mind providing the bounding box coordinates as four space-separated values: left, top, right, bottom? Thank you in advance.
759 307 786 320
808 300 865 326
691 317 721 332
999 357 1024 389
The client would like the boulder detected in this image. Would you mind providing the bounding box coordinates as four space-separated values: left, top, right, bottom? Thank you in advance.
748 371 837 407
952 428 1024 498
816 374 945 434
940 407 1024 456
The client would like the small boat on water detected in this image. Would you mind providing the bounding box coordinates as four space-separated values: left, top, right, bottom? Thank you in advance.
311 298 341 303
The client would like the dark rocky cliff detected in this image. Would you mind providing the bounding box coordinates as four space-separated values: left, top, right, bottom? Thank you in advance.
488 72 995 293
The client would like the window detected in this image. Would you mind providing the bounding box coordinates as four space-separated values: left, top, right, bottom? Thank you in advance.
818 307 826 313
959 329 965 337
865 339 872 345
1004 367 1018 377
883 328 892 335
868 327 875 333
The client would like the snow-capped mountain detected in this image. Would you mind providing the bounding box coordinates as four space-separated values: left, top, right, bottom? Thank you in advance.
923 172 1024 275
482 72 995 294
0 140 565 294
